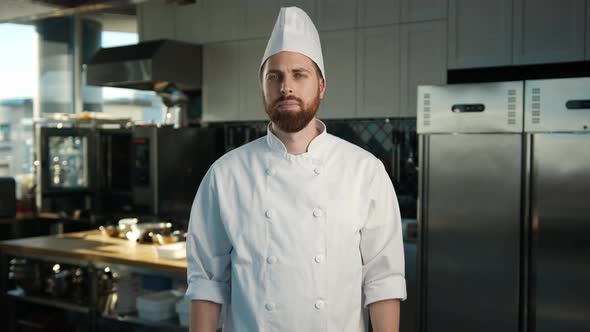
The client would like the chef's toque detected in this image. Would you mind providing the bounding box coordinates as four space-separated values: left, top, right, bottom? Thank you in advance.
260 7 325 83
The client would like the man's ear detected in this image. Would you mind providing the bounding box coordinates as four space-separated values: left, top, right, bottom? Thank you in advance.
319 77 326 99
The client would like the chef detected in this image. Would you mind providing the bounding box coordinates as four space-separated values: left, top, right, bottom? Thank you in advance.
186 6 406 332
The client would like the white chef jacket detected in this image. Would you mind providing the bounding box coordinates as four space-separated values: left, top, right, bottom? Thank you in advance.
186 119 406 332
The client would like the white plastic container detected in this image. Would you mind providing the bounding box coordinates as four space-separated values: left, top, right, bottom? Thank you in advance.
154 242 186 260
137 290 183 321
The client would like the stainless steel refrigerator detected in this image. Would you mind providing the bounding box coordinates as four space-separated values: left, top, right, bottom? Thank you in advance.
416 82 524 332
524 77 590 332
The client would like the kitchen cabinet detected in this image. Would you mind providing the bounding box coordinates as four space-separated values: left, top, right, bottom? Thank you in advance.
357 0 401 27
356 25 401 118
137 1 176 42
204 0 244 42
400 21 447 118
238 39 268 121
174 1 209 44
319 30 356 119
316 0 357 31
513 0 585 65
448 0 512 69
242 0 282 39
401 0 447 22
202 42 240 122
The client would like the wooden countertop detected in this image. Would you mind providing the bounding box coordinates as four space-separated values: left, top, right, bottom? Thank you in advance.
0 230 187 274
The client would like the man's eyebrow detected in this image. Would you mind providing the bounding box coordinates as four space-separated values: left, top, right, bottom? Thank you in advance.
292 67 311 73
265 69 282 76
265 67 312 75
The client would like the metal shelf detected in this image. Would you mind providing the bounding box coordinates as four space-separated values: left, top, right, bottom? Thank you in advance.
6 292 91 314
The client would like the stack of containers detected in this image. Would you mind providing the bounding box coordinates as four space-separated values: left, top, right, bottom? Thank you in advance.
114 274 142 314
136 290 183 321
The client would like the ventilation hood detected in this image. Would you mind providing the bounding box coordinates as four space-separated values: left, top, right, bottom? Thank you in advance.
2 1 196 24
86 39 202 92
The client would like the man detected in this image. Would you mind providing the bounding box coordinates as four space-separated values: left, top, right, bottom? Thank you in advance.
186 7 406 332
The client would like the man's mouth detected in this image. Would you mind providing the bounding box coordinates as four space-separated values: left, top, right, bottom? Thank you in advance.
277 100 301 111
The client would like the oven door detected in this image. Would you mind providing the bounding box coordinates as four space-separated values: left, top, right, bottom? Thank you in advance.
40 127 96 193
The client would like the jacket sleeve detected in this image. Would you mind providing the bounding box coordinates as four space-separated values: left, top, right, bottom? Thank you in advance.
360 159 407 307
185 166 232 304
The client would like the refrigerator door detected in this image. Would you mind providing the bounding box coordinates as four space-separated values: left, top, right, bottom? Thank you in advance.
417 81 523 134
530 134 590 332
421 134 522 332
525 77 590 132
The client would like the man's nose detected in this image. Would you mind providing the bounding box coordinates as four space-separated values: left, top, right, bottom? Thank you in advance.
280 77 294 95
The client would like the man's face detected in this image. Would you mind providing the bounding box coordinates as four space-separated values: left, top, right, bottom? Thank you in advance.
261 51 326 133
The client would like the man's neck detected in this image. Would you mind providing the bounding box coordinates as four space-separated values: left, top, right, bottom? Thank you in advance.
271 118 321 155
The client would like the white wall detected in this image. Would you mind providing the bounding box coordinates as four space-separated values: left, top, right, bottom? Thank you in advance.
138 0 590 121
138 0 448 121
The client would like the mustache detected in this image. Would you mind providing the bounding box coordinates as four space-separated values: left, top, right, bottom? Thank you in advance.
273 96 303 108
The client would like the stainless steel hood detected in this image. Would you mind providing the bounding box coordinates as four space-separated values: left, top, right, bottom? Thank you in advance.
86 39 202 92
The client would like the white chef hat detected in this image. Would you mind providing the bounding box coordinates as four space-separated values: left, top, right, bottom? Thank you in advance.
260 6 325 82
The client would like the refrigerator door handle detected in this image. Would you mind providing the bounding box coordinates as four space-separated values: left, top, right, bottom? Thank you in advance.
451 104 486 113
565 100 590 110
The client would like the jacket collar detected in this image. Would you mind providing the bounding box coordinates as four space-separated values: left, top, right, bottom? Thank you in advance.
266 119 330 159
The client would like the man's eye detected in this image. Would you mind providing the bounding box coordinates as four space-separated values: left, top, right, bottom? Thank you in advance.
267 74 279 81
295 73 307 79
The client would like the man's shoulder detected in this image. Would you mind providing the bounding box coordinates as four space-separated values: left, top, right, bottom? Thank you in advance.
327 133 378 162
324 134 385 179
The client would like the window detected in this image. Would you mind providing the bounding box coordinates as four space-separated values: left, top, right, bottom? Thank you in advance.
0 23 35 176
0 10 167 177
0 124 11 142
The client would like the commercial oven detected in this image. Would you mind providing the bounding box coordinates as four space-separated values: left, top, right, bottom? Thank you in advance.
36 124 133 218
131 125 224 222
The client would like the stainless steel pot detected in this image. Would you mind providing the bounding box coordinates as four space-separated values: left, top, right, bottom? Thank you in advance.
126 222 173 243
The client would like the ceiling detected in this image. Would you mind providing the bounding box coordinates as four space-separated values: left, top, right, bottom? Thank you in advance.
0 0 59 22
0 0 145 23
0 0 194 32
0 0 145 32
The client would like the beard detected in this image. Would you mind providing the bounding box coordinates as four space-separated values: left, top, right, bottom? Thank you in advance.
264 93 321 133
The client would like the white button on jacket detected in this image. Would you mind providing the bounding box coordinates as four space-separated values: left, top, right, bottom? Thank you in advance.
313 207 323 218
265 209 274 219
186 120 406 332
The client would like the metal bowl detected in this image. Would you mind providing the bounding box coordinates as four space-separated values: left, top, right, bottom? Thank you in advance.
99 225 120 238
117 218 138 238
126 222 173 243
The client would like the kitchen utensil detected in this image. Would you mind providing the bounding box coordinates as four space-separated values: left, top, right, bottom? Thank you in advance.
8 258 42 294
117 218 138 238
44 264 71 298
99 225 119 238
127 222 173 243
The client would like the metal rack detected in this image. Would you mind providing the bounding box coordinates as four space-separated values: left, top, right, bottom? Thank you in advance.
0 249 188 332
